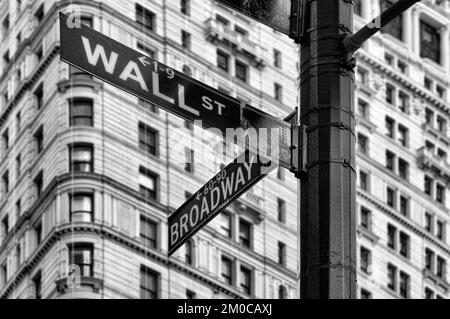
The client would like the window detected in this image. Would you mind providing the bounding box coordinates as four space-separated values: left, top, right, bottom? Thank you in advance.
359 170 369 191
34 4 44 23
425 288 434 299
399 232 409 258
399 196 409 217
70 144 93 173
34 83 43 110
274 49 282 68
398 91 409 114
15 199 21 218
184 148 195 173
70 193 93 223
2 170 8 195
388 224 397 250
186 290 196 299
386 151 395 171
357 99 369 119
437 220 445 241
139 123 158 156
34 171 43 198
235 25 248 36
140 266 159 299
424 176 433 196
397 60 407 74
425 77 433 90
1 214 8 239
218 212 232 238
437 116 447 134
385 117 395 138
216 14 230 26
398 159 409 180
399 272 410 298
360 207 371 230
387 264 397 291
235 60 248 83
360 247 371 274
385 53 394 66
136 4 155 32
16 112 21 134
437 256 446 279
277 198 286 223
15 154 21 179
2 129 9 151
0 263 6 288
357 134 368 155
3 50 10 65
274 83 283 102
69 244 93 277
360 289 372 299
237 219 251 248
380 0 403 40
137 42 155 59
385 84 395 104
32 272 41 299
140 216 157 249
185 240 194 265
437 85 446 100
425 213 433 233
2 14 9 37
420 21 440 64
278 242 286 267
425 248 434 271
278 286 288 299
180 0 190 15
34 126 44 155
398 125 408 147
70 98 94 127
139 167 158 201
35 222 42 246
436 183 445 204
80 16 93 28
35 44 43 62
240 266 252 295
217 50 229 72
181 30 191 50
221 256 232 285
277 167 285 181
356 68 368 85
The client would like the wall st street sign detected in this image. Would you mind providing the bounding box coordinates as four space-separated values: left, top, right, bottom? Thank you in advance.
59 13 292 168
168 151 274 255
215 0 303 38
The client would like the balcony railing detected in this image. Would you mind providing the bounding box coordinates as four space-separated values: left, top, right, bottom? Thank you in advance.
205 18 265 69
417 147 450 181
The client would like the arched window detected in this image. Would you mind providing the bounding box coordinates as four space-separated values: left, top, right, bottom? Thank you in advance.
278 285 288 299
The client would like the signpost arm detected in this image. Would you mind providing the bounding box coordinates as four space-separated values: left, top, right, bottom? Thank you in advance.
344 0 420 52
298 0 356 299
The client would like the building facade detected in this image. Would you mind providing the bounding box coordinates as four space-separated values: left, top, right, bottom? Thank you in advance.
0 0 449 299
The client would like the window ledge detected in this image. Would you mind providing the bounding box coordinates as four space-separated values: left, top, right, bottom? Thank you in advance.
56 276 103 294
423 269 450 292
357 226 380 244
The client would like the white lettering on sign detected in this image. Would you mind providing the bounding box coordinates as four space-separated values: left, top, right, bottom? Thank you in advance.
119 61 149 92
170 156 255 247
81 36 118 74
80 35 231 121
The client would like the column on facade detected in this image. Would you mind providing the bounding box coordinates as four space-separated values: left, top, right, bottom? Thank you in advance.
412 8 421 56
362 0 371 23
404 7 413 51
440 26 450 74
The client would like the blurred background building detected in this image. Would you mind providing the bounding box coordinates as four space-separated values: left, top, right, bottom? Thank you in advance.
0 0 448 299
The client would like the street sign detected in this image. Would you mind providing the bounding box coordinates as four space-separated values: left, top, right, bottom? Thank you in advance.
59 13 291 168
168 150 274 255
215 0 302 38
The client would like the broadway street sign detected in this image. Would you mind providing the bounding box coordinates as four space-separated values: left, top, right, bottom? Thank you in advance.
168 151 274 255
59 13 291 168
215 0 303 38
